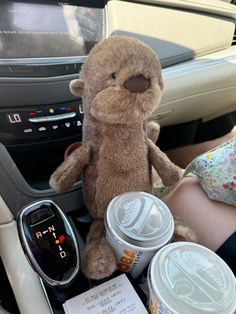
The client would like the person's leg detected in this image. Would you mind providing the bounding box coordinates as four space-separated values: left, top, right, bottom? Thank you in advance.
162 177 236 252
164 127 236 168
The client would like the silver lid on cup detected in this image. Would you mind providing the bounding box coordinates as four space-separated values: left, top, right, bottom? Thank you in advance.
105 191 174 249
149 242 236 314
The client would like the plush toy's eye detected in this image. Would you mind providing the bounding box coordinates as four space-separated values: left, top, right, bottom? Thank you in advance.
111 72 116 80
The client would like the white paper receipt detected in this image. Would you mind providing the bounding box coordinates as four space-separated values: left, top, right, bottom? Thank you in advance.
63 274 148 314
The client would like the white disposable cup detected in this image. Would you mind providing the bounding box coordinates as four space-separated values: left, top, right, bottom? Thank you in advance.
148 242 236 314
105 191 174 278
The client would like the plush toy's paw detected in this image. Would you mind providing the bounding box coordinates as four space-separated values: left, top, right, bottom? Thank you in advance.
146 121 160 143
172 166 184 186
82 237 117 280
173 216 198 243
49 142 91 193
49 158 78 193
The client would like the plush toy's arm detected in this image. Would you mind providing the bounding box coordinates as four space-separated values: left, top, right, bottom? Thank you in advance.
146 121 160 143
148 139 181 187
49 142 92 193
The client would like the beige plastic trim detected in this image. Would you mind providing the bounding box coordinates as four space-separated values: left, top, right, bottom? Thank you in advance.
149 46 236 125
0 196 13 224
117 0 236 20
0 220 52 314
107 1 235 67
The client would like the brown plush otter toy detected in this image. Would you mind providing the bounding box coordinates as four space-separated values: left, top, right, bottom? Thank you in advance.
50 36 190 280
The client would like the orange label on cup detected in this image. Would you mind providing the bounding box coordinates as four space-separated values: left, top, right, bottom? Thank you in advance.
149 296 157 314
117 249 136 272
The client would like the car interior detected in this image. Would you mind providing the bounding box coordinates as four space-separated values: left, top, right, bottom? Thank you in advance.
0 0 236 313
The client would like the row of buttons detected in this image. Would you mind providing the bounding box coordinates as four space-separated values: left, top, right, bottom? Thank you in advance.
23 119 82 136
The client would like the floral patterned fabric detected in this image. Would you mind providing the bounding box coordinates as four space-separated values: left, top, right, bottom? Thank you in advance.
184 137 236 207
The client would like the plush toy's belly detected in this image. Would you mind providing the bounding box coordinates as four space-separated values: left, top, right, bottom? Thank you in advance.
84 135 152 218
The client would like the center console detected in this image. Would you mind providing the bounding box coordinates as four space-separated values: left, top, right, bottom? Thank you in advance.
0 1 106 313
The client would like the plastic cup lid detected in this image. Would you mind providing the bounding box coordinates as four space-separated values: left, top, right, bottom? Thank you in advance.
105 191 174 248
149 242 236 314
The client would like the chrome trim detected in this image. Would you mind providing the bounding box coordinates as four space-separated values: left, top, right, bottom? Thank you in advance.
29 112 76 123
0 73 78 83
0 56 86 66
18 199 80 287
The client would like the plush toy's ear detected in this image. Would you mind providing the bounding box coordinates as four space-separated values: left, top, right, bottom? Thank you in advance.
69 79 84 97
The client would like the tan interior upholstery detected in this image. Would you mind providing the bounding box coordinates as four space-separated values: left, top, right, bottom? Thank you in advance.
107 0 235 67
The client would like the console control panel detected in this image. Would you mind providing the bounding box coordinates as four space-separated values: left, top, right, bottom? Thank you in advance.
0 101 83 145
17 200 80 286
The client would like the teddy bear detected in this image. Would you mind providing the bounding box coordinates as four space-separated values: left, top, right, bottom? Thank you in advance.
49 35 196 280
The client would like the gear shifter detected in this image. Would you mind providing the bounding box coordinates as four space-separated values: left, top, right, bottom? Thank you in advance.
17 200 80 287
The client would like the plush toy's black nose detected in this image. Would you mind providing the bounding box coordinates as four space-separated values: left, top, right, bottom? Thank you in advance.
123 75 150 93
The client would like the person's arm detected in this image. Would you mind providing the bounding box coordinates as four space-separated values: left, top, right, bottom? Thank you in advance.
162 176 236 252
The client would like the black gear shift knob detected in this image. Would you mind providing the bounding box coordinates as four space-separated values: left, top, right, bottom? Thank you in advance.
17 200 80 287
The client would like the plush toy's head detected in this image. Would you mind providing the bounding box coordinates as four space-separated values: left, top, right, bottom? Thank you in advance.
70 36 163 124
